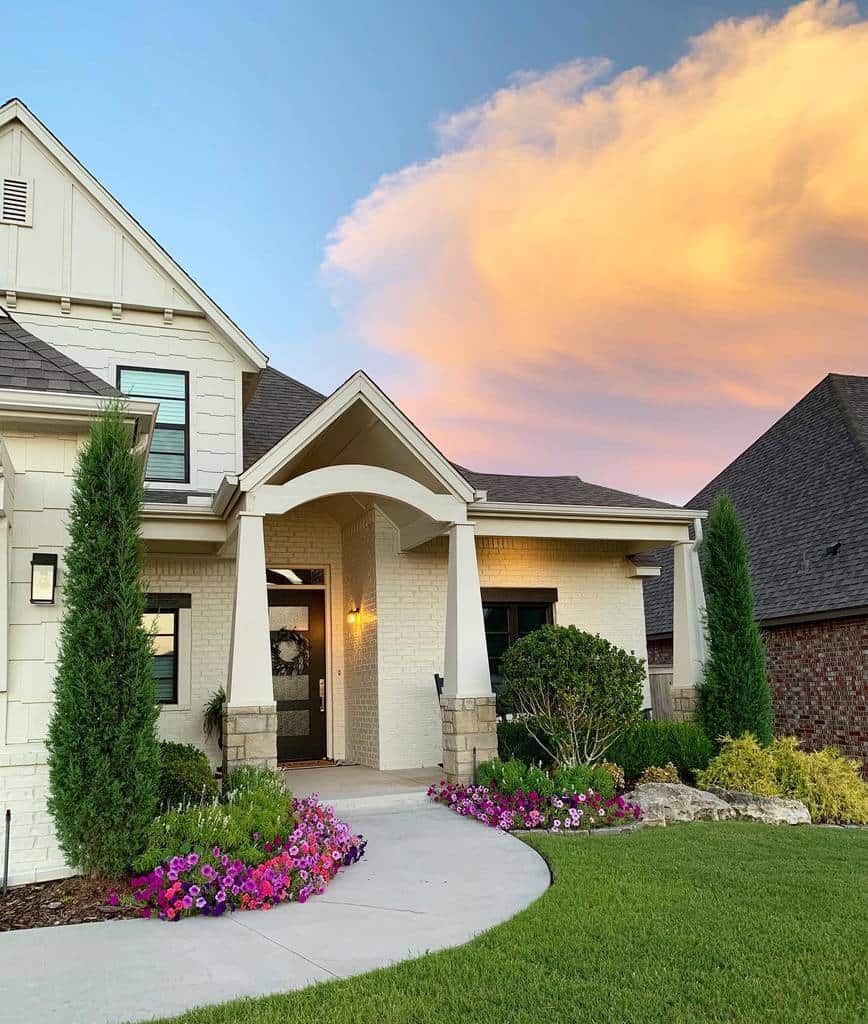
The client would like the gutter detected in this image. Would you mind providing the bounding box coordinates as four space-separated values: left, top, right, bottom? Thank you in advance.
469 500 707 523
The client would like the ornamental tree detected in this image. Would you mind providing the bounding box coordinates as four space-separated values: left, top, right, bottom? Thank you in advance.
499 625 644 766
697 492 773 746
47 404 159 877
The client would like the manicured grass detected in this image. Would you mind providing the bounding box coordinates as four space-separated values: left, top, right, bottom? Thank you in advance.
148 823 867 1024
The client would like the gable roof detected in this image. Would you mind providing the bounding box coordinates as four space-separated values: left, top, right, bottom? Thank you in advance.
242 366 678 510
0 98 266 370
644 373 868 634
0 306 118 397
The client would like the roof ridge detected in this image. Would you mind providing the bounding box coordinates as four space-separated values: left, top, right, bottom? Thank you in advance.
688 373 848 504
827 373 868 477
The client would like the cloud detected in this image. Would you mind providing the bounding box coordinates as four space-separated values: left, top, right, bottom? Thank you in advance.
324 1 868 502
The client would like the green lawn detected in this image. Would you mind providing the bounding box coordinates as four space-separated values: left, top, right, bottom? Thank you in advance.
149 823 868 1024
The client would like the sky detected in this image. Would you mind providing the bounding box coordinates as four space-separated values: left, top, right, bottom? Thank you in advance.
3 1 866 502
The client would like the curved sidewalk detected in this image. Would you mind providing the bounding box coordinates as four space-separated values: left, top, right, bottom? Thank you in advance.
0 802 550 1024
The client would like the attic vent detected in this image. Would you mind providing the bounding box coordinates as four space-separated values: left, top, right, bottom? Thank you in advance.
1 178 33 226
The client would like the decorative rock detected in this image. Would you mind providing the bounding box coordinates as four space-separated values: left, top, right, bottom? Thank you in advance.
704 786 811 825
625 783 735 824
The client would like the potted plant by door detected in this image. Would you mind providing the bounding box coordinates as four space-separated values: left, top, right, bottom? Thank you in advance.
203 687 226 750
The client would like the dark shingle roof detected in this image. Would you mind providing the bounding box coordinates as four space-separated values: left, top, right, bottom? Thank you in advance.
242 365 676 509
455 467 676 509
0 308 118 397
242 366 325 470
644 373 868 634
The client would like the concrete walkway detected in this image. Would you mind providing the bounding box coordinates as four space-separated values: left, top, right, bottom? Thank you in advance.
282 763 442 812
0 803 549 1024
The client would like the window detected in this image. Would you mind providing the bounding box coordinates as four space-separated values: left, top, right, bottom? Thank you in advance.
481 588 557 693
118 367 189 482
143 594 191 704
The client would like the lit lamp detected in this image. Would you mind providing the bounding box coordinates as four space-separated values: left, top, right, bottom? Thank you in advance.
30 553 58 605
347 605 360 626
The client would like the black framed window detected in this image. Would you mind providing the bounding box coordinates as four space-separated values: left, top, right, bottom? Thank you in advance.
143 594 190 705
118 367 189 482
481 588 557 693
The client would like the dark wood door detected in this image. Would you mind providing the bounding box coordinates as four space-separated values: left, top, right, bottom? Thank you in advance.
267 590 326 762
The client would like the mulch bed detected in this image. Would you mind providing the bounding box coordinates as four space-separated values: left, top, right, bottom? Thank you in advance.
0 875 140 931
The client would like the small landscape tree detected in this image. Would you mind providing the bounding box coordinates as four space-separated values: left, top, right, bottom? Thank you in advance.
47 404 159 877
697 492 773 746
499 625 644 766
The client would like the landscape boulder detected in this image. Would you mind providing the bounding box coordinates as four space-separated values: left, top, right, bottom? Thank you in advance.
704 786 811 825
625 783 735 824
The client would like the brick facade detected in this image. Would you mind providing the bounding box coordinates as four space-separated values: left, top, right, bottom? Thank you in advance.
764 615 867 766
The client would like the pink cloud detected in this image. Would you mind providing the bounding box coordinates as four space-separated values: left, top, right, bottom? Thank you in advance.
324 1 868 502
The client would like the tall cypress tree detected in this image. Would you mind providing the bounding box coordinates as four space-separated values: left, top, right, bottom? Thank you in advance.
47 404 159 877
697 492 773 746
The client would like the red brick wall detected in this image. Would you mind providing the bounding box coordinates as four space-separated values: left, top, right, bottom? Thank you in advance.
763 616 867 768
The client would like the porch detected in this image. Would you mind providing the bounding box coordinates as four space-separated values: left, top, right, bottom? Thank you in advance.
281 764 442 813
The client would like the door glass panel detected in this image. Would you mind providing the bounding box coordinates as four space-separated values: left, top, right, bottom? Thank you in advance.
269 606 309 631
273 675 309 701
279 710 310 737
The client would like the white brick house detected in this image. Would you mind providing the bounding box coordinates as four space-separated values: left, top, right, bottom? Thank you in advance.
0 99 706 884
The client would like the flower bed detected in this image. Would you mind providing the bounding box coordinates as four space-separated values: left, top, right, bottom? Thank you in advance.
131 795 366 921
428 781 642 832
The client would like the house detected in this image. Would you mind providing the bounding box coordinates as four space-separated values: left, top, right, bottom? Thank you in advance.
644 374 867 765
0 98 706 885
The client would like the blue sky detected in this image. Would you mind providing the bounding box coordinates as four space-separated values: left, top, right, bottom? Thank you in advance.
3 1 794 389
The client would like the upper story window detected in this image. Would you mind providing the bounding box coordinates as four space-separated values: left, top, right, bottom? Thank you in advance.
118 367 189 482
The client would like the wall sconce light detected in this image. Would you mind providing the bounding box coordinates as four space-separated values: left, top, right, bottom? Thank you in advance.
30 553 58 605
347 606 360 626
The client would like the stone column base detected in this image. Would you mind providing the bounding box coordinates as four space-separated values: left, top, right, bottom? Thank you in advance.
670 687 698 723
440 695 498 785
222 704 278 776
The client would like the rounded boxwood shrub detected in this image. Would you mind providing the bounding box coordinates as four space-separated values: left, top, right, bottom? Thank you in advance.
158 741 217 808
499 625 644 766
607 720 713 785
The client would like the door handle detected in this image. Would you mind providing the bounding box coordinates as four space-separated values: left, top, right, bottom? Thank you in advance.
319 678 325 712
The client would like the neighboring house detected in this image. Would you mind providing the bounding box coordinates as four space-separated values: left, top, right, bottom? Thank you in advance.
644 374 867 765
0 98 706 885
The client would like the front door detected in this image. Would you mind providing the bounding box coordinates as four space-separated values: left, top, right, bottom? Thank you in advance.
267 590 327 762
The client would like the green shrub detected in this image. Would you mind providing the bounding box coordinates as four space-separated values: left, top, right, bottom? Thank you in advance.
638 762 681 785
158 741 217 808
47 405 159 877
500 625 644 766
698 735 868 824
134 766 295 872
478 758 612 799
697 734 778 794
607 720 713 784
496 719 552 766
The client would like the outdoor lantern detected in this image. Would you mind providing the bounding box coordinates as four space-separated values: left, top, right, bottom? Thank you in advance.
347 605 360 625
30 553 58 605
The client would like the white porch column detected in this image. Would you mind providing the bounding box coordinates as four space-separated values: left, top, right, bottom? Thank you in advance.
441 523 497 784
671 523 708 716
443 522 492 697
224 512 277 771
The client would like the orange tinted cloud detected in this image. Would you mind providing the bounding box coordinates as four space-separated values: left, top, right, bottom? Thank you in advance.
324 1 868 501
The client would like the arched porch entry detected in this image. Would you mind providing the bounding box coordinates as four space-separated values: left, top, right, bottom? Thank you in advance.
223 463 496 778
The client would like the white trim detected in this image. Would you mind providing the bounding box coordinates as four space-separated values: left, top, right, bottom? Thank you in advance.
469 500 707 522
0 387 156 424
239 371 476 501
249 464 467 523
0 99 266 370
628 564 662 578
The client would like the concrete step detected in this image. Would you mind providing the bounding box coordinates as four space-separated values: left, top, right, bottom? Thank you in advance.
320 788 431 816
